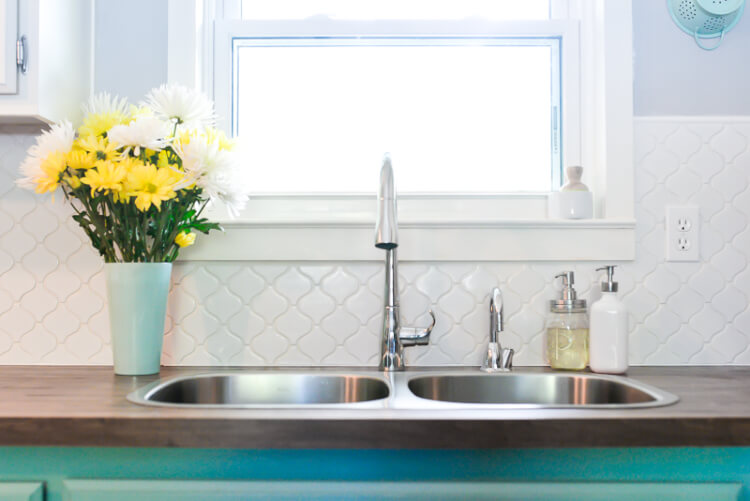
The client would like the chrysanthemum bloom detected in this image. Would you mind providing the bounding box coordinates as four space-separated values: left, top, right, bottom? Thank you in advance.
77 136 120 161
66 150 96 171
108 116 173 155
146 83 215 129
34 151 68 194
176 135 248 216
78 93 131 138
16 121 75 191
80 160 128 196
126 163 182 211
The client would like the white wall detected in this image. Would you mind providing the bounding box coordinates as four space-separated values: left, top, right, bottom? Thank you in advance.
633 0 750 116
94 0 168 101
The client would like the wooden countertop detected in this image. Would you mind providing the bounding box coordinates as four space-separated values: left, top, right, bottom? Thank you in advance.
0 366 748 449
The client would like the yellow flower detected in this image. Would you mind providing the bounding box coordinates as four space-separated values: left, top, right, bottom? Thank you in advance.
113 157 143 202
34 151 67 194
204 127 236 151
177 128 236 152
118 156 144 174
80 160 127 196
156 150 173 170
175 231 196 248
63 175 82 189
126 163 181 211
173 129 194 150
66 150 95 170
78 111 130 138
76 136 120 161
127 105 153 120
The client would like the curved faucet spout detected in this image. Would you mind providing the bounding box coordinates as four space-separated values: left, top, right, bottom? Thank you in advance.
375 155 433 371
375 154 398 250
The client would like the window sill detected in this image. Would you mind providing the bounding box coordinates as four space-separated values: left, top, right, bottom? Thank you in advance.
180 217 636 262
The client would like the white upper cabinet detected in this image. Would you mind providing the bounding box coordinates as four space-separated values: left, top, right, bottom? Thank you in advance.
0 0 93 124
0 0 18 95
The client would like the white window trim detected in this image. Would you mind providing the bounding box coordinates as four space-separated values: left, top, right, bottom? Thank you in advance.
168 0 635 262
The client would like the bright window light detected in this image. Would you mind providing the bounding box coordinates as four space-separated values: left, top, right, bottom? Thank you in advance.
234 41 557 193
241 0 550 20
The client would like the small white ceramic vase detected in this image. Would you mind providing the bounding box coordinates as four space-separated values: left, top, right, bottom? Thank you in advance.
105 263 172 375
548 165 594 219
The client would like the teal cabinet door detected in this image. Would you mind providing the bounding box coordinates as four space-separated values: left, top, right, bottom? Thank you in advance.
62 480 741 501
0 482 43 501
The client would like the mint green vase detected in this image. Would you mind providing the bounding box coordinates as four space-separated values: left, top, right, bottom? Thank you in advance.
105 263 172 375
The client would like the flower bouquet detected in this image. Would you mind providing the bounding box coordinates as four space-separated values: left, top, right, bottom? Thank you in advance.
17 84 248 374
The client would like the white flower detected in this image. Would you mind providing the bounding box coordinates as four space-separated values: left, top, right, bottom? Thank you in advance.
82 92 129 117
175 139 249 216
107 117 173 155
145 84 215 129
16 121 75 190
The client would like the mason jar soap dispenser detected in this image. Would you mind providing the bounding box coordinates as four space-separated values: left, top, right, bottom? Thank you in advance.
545 271 589 370
589 265 628 374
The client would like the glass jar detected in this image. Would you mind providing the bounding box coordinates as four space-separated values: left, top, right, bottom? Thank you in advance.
545 305 589 370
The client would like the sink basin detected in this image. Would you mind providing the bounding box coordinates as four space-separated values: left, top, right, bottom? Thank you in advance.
129 373 390 407
128 370 677 410
407 373 678 408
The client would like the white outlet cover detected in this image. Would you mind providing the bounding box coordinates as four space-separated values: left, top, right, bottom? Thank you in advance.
666 206 700 262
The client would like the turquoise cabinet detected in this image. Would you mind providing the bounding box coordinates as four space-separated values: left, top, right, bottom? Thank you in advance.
0 448 748 500
0 482 43 501
61 480 742 501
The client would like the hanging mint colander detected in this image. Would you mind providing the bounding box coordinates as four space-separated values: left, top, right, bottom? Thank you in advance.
668 0 745 50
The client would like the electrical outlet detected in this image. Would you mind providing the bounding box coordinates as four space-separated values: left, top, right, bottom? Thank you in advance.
677 237 690 251
676 218 691 232
666 206 699 262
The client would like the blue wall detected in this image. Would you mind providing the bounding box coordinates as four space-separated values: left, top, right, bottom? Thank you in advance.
633 0 750 115
94 0 169 101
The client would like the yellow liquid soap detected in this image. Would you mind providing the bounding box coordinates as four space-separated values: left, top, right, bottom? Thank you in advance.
546 327 589 370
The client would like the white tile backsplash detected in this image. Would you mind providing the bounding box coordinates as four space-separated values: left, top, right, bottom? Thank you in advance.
1 118 750 366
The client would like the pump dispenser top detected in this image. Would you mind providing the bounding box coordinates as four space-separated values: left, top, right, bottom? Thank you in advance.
596 265 618 293
550 271 586 313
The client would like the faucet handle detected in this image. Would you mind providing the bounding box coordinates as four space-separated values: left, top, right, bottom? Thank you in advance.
400 310 435 347
481 344 514 372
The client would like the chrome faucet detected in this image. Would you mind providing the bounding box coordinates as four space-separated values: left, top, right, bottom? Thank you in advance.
375 155 435 371
481 287 514 372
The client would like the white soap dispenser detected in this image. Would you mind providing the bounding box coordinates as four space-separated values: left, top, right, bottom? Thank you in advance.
589 265 628 374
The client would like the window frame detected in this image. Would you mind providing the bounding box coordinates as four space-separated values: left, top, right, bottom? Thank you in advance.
168 0 635 261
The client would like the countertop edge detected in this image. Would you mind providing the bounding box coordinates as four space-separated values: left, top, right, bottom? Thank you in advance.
0 416 747 449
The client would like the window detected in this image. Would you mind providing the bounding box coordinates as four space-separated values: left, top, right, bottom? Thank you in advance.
171 0 635 260
234 38 559 193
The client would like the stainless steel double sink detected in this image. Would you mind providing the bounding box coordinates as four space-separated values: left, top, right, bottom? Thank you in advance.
127 369 679 410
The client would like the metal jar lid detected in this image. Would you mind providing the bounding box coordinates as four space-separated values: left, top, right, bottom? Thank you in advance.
550 299 587 313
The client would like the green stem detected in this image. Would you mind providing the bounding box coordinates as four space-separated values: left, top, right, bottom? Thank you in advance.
78 193 116 262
